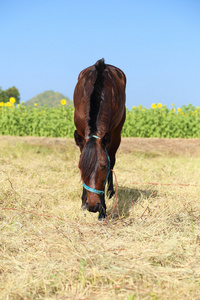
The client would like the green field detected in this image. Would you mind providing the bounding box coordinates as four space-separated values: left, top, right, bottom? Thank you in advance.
0 136 200 299
1 103 200 138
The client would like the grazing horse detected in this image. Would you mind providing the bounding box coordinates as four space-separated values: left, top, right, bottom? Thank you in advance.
74 59 126 219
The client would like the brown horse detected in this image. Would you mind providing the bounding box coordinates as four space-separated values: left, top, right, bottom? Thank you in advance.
74 59 126 219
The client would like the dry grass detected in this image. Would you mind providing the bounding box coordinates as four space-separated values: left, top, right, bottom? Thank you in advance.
0 136 200 300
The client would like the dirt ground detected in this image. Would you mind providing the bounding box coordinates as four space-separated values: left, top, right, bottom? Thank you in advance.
1 135 200 156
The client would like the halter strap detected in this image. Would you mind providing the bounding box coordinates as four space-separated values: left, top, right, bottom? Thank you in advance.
83 183 105 195
86 135 101 140
83 135 110 195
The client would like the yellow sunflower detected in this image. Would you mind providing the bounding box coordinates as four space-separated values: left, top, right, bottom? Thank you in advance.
151 103 157 109
61 99 67 106
9 97 16 104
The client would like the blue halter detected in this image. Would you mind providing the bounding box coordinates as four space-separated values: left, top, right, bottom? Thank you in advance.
83 135 110 195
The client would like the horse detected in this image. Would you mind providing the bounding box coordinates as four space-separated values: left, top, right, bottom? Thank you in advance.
73 58 126 219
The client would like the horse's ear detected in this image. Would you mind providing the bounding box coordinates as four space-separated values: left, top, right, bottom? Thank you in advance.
101 133 110 148
74 130 85 150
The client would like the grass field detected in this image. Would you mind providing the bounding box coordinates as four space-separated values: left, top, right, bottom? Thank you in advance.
0 136 200 299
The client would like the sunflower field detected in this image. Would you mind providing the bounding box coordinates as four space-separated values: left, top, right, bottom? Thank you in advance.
122 103 200 138
0 99 75 137
0 99 200 138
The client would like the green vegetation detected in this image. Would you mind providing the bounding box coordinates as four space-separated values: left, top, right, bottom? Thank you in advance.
25 90 72 107
0 104 75 137
0 102 200 138
122 103 200 138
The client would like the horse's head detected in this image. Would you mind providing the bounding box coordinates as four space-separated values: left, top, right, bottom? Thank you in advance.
74 130 110 213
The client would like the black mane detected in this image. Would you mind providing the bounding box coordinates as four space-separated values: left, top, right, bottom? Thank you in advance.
79 137 97 182
88 59 106 135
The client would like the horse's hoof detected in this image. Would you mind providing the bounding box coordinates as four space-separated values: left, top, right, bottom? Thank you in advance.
98 216 106 221
98 210 106 220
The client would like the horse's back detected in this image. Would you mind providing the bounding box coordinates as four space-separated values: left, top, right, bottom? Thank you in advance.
74 59 126 137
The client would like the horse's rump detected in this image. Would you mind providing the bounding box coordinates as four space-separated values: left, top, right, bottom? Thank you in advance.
74 59 126 139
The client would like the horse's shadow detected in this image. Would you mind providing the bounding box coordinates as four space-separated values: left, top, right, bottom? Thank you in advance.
106 186 157 218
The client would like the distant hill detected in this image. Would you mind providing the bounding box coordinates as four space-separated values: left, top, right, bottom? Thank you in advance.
25 90 73 107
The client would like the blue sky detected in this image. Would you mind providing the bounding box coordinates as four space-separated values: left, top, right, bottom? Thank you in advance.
1 0 200 109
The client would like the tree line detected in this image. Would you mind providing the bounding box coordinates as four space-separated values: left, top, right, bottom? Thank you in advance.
0 86 20 104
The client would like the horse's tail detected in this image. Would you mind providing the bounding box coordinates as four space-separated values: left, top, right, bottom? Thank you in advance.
95 58 106 74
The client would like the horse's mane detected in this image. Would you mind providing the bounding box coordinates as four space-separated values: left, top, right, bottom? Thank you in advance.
88 58 106 135
80 59 106 182
79 137 97 182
